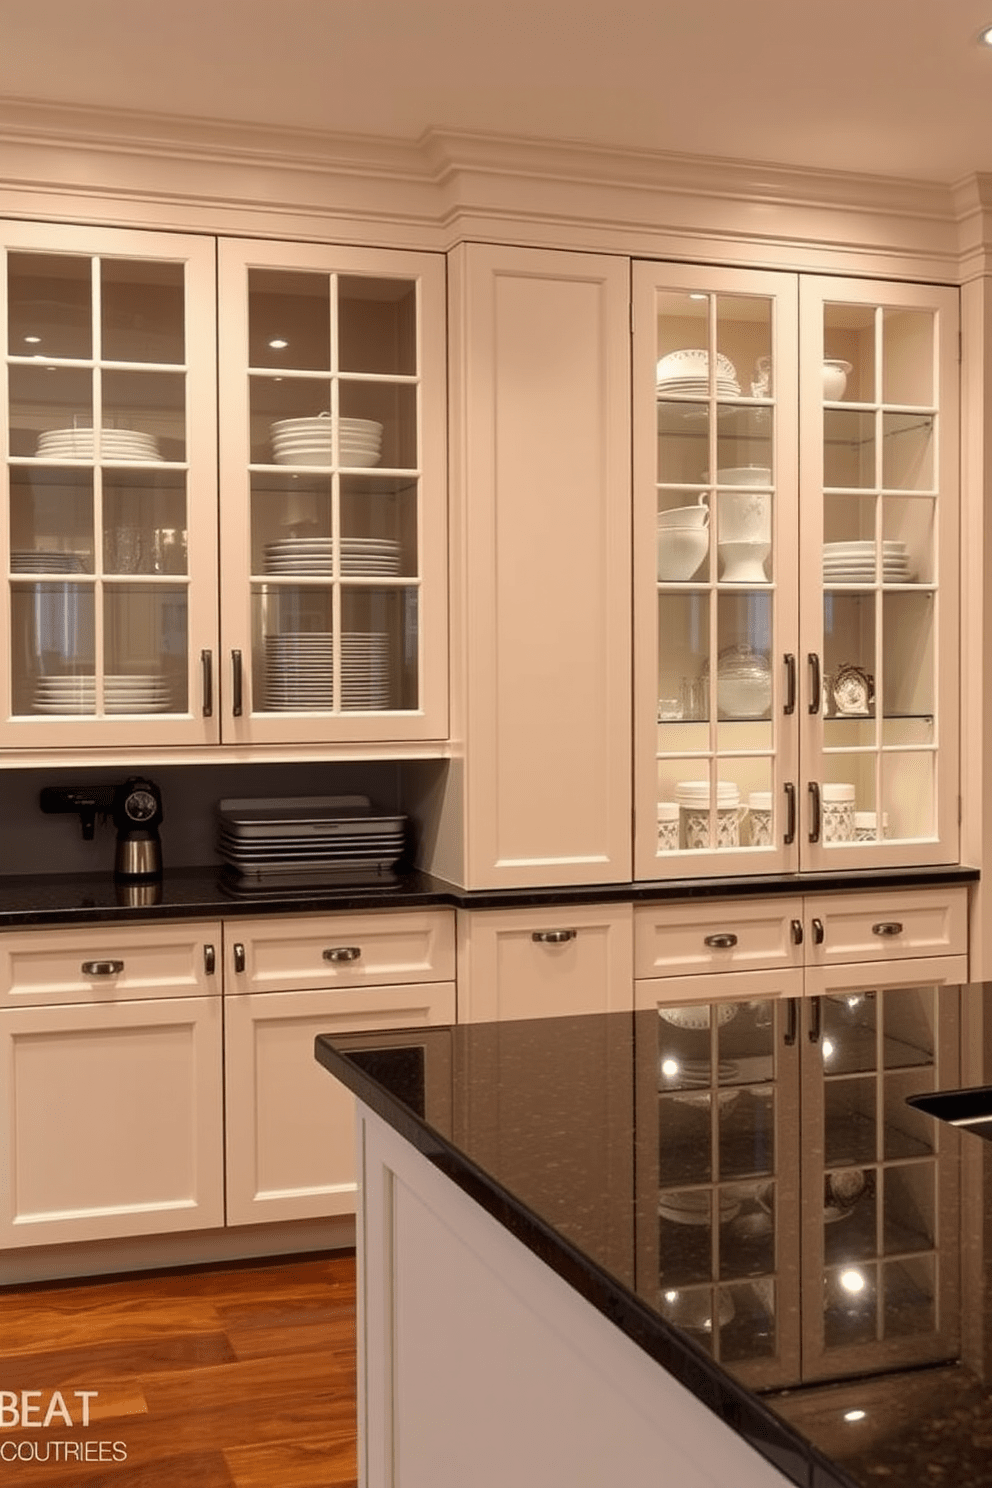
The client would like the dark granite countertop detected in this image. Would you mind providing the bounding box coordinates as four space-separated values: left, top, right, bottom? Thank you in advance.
0 862 977 928
316 983 992 1488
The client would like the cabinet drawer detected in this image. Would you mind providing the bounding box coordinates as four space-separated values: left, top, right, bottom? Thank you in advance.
457 904 633 1021
0 921 223 1008
805 887 968 965
225 909 456 993
634 898 805 978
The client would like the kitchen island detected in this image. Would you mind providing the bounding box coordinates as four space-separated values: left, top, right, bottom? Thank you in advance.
316 983 992 1488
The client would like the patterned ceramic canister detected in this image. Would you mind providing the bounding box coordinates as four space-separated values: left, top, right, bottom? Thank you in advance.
822 784 856 843
683 804 747 850
657 801 680 852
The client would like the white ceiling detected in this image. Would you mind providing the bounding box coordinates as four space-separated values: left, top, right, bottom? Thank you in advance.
2 0 992 184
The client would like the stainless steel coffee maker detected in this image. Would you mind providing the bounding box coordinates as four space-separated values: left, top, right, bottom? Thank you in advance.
113 776 164 880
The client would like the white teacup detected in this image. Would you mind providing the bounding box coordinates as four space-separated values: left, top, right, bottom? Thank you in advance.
657 526 709 582
657 501 709 529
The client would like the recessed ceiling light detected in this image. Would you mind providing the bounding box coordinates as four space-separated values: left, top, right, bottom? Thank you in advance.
979 24 992 44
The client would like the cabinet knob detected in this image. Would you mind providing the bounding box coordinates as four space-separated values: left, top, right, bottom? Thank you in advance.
81 959 124 976
531 930 577 944
233 942 246 974
323 946 362 963
872 921 904 937
703 933 738 949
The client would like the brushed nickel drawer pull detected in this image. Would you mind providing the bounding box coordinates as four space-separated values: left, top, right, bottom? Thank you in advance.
323 947 362 963
872 921 904 937
791 919 804 945
82 960 124 976
233 942 246 974
812 917 825 945
704 933 738 949
532 930 577 944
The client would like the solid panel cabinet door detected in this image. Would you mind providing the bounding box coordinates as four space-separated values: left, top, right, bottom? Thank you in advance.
224 980 456 1225
0 219 220 749
443 243 631 889
0 995 223 1249
457 904 633 1022
217 239 448 745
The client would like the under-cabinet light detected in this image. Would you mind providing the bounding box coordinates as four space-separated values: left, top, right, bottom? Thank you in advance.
269 338 289 349
844 1410 867 1423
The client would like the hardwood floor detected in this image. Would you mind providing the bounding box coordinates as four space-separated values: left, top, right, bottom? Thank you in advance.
0 1252 358 1486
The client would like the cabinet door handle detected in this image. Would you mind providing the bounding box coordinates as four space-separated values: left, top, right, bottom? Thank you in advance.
201 649 213 718
808 995 822 1044
703 933 738 949
783 653 796 716
81 960 124 976
812 917 825 945
323 946 362 963
872 921 904 937
784 782 796 846
231 650 244 717
808 782 822 843
784 997 798 1046
808 652 821 715
791 918 804 946
532 930 577 944
233 942 246 974
204 944 216 975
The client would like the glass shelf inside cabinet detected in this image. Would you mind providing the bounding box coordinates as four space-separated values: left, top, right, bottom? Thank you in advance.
245 270 423 717
819 300 941 848
6 252 191 719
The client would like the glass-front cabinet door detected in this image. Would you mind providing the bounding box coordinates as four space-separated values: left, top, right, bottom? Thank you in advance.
217 240 447 744
634 263 800 878
634 262 959 878
0 224 218 748
799 278 959 870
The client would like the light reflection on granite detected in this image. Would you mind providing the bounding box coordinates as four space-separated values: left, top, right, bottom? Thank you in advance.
318 986 992 1488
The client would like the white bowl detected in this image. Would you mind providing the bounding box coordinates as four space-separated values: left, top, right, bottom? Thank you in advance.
657 503 709 529
657 527 708 582
657 348 738 383
718 539 771 583
715 466 771 487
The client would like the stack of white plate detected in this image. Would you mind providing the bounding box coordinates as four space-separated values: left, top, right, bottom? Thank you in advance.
36 428 161 461
340 631 391 710
823 540 913 583
11 550 85 574
262 536 402 577
33 673 172 714
264 632 335 710
269 415 384 467
264 631 393 710
656 348 741 399
217 795 407 880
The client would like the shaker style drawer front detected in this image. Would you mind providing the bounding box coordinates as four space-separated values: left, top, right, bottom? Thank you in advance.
225 910 456 993
633 899 805 979
0 921 223 1008
805 887 968 965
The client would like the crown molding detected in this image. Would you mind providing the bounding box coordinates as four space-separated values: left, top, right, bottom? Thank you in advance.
0 95 971 276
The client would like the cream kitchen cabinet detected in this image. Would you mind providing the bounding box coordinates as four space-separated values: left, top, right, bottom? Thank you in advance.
456 903 634 1022
633 884 968 1005
0 220 448 753
0 920 224 1250
223 910 456 1225
438 243 632 890
636 263 960 881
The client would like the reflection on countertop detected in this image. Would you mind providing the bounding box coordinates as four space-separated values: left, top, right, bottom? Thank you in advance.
317 984 992 1488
